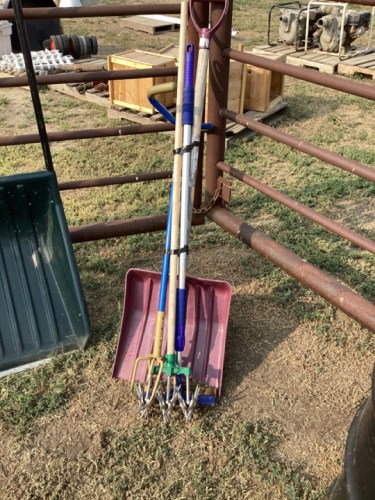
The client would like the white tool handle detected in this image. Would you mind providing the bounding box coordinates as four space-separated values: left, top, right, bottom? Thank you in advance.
186 47 210 249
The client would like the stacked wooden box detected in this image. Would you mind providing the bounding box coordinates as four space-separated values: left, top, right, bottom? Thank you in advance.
244 52 285 113
108 50 177 115
108 48 285 117
205 60 244 120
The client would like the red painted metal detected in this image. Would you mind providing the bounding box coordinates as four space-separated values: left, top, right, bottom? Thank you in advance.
188 0 209 216
0 4 181 20
0 123 175 147
111 269 232 397
69 214 169 243
217 161 375 255
323 0 375 4
207 206 375 334
59 171 172 191
221 109 375 184
223 48 375 102
190 0 228 43
69 213 204 243
0 67 178 89
205 0 233 202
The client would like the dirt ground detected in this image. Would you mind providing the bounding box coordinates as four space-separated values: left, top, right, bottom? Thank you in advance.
1 0 375 499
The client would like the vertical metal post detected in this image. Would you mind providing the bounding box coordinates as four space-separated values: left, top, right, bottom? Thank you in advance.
13 0 54 172
188 2 209 216
205 0 233 202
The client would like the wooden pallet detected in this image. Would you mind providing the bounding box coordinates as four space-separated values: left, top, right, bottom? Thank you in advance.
337 52 375 79
225 101 288 148
49 82 111 107
108 100 289 147
253 45 374 75
121 16 178 35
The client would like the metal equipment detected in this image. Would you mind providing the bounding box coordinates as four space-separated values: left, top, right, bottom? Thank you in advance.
268 2 324 49
268 1 374 57
305 2 374 58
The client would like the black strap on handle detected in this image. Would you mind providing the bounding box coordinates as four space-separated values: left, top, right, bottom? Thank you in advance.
12 0 54 173
173 141 200 156
164 245 189 256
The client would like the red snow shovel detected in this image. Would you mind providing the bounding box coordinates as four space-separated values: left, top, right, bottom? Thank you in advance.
112 269 231 400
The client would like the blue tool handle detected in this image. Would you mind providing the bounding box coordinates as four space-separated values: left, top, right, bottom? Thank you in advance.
175 288 187 351
184 43 195 88
150 96 213 130
158 183 173 312
148 97 176 125
183 44 195 127
147 80 213 130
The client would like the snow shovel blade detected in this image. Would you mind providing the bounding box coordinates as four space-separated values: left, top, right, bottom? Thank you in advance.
111 269 231 398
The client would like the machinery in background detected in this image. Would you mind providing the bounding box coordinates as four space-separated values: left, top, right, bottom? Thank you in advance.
268 1 374 58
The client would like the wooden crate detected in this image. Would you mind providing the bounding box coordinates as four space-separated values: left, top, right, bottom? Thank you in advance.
108 50 177 114
244 53 285 113
205 60 244 121
158 44 180 60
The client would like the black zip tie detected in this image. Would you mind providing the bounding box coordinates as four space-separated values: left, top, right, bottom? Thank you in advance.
164 245 189 256
173 141 199 155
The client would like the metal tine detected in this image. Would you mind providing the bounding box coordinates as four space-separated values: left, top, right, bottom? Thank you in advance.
176 386 188 419
186 385 201 424
163 385 180 424
136 382 146 410
155 386 167 413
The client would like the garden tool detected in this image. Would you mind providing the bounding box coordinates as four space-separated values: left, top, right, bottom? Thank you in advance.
130 184 173 417
187 0 229 242
174 43 197 422
145 45 198 423
161 0 190 423
132 0 189 422
171 0 229 422
111 0 232 417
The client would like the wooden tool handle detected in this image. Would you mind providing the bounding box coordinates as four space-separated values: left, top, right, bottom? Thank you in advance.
167 0 188 356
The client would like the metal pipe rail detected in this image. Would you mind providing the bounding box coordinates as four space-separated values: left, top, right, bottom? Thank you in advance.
0 4 181 20
323 0 375 4
207 206 375 335
221 109 375 184
217 161 375 255
0 122 175 146
69 212 203 244
0 67 178 89
69 213 169 243
59 171 173 191
223 48 375 102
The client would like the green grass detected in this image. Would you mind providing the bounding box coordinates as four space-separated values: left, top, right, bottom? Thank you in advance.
3 411 324 499
0 312 121 437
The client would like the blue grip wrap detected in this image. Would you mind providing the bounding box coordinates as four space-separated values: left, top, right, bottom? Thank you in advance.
183 44 194 126
183 87 194 126
184 44 194 88
175 288 187 352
